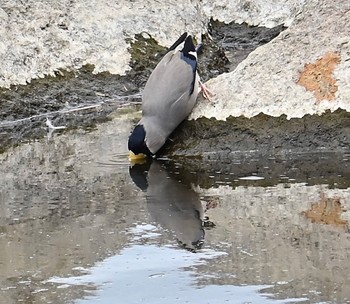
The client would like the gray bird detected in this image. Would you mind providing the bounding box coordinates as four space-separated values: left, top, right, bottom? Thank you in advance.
128 33 200 160
129 160 205 251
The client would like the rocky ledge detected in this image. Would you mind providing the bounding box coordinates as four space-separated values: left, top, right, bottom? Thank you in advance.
191 0 350 120
176 0 350 156
1 0 350 156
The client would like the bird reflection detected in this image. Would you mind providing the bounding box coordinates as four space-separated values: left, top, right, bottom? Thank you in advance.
129 160 205 251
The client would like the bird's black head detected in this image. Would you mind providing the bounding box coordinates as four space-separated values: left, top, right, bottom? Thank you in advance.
128 124 152 156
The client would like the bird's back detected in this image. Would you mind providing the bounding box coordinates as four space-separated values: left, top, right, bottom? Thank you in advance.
142 50 199 136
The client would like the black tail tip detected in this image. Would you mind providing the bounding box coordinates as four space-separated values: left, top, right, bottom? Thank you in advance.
183 35 196 54
168 32 188 52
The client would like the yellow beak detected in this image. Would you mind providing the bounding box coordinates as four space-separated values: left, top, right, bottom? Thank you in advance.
129 151 147 165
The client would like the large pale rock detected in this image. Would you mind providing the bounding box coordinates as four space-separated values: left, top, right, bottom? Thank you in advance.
192 0 350 120
201 0 305 27
0 0 205 87
2 0 346 121
0 0 304 88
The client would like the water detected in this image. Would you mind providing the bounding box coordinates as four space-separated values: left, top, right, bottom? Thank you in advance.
1 109 350 304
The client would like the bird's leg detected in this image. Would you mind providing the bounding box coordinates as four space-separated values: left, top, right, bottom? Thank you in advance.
199 80 215 100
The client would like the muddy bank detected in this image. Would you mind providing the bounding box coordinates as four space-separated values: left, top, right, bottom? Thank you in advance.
166 109 350 156
158 109 350 188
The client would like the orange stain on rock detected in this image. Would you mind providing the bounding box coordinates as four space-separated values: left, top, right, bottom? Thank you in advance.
304 193 348 228
297 52 341 102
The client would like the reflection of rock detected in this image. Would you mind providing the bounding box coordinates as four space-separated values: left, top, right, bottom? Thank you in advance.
303 193 348 229
196 183 350 302
129 160 205 251
162 150 350 189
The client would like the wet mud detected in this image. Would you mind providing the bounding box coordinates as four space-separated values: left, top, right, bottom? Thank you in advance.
0 64 141 153
165 109 350 159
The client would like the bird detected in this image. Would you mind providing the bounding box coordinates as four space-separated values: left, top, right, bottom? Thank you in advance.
128 33 200 160
129 160 205 251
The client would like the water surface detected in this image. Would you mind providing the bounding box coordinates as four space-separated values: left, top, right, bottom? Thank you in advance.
1 110 350 304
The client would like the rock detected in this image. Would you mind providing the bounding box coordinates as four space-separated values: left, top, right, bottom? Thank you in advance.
201 0 303 27
0 0 305 88
0 0 205 88
191 0 350 120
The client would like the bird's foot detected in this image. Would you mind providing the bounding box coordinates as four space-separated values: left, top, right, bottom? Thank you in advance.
199 81 215 100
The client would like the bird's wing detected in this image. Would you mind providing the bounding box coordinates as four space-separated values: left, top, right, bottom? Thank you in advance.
142 51 198 129
142 119 167 154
